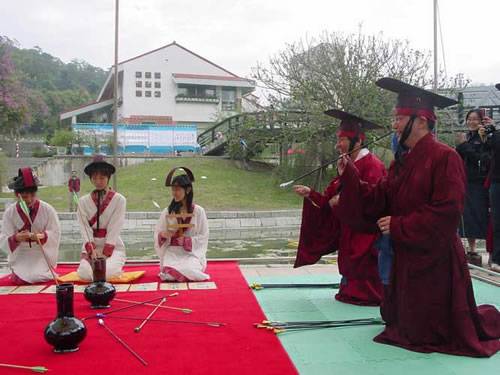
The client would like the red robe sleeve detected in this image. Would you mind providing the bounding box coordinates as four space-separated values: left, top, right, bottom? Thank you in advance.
337 159 390 230
294 178 341 268
390 150 465 251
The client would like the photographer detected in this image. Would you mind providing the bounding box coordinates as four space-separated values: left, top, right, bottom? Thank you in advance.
455 109 492 266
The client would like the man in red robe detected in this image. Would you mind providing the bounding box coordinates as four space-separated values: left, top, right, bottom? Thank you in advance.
337 78 500 357
68 170 81 212
294 109 386 306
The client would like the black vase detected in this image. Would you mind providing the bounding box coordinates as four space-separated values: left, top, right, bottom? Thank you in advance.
44 283 87 353
84 257 116 309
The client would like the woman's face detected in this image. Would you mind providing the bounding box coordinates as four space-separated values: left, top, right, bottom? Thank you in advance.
16 191 36 206
466 112 481 131
91 172 109 190
171 185 186 202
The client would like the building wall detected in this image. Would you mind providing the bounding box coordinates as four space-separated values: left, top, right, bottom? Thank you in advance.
118 44 236 124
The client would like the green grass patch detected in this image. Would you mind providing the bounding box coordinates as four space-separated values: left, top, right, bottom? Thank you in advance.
2 158 303 211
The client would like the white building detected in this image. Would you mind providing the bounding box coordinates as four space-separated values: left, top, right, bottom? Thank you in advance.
60 41 256 132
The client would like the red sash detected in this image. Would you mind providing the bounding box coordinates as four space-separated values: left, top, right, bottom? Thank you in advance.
15 200 40 232
88 191 116 228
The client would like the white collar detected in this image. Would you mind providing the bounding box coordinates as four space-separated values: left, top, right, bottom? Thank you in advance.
354 148 369 162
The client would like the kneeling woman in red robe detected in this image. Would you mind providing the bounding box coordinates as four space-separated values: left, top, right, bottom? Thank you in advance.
337 78 500 357
294 110 386 306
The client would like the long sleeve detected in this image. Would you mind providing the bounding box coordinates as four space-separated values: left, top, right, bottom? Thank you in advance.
390 150 465 251
337 160 389 229
308 178 340 208
41 205 61 267
184 206 209 259
105 194 126 248
0 208 18 254
154 208 169 263
456 141 479 162
76 198 95 246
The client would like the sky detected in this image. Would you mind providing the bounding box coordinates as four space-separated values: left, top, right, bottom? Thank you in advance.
1 0 499 85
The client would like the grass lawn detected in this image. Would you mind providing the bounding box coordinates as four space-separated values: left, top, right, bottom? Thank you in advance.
2 158 303 211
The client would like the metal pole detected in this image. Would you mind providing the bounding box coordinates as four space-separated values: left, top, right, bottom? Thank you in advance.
433 0 438 91
433 0 439 139
112 0 119 190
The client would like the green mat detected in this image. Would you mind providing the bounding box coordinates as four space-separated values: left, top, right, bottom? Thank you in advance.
246 273 500 375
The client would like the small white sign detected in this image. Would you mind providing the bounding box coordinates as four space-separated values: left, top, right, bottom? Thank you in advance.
128 282 158 292
188 282 217 290
9 285 46 294
113 284 131 292
40 285 58 294
0 286 18 295
159 282 188 290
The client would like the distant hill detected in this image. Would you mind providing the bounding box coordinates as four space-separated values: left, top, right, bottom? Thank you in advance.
0 36 107 138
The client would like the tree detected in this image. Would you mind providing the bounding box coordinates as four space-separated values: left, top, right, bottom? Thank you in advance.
0 35 107 137
0 36 29 139
252 30 463 188
49 129 75 147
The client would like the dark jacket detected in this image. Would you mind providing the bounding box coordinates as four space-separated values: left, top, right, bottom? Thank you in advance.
456 131 491 183
487 130 500 183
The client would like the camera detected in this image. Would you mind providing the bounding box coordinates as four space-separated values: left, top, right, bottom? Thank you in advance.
484 124 496 135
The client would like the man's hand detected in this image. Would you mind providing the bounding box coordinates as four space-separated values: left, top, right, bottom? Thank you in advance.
329 194 340 207
377 216 392 235
337 155 350 176
293 185 311 197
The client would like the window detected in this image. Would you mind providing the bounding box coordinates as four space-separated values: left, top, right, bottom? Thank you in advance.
135 71 142 78
154 81 161 88
136 90 142 97
177 84 216 98
154 72 161 79
136 81 142 88
204 87 216 97
145 81 152 88
222 88 236 101
222 88 236 110
154 91 161 98
145 72 151 79
145 91 152 97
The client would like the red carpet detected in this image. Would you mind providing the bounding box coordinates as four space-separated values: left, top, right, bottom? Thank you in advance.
0 262 297 374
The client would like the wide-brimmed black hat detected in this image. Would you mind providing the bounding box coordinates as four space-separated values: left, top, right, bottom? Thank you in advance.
84 154 116 177
376 77 458 122
165 167 195 187
325 109 381 141
8 167 39 192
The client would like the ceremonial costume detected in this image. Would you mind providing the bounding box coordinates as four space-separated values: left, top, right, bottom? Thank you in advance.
295 110 386 305
154 167 209 281
0 168 60 284
337 78 500 357
76 156 126 281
